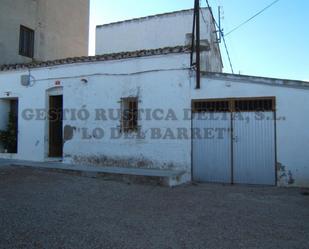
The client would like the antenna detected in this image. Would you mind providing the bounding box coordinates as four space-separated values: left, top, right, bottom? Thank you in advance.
218 6 221 43
216 6 223 43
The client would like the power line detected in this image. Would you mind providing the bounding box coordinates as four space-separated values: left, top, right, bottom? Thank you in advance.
201 8 207 24
221 36 234 74
205 0 234 74
225 0 280 37
28 68 191 83
205 0 220 31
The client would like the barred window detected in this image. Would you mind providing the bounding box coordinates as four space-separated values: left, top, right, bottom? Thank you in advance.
235 99 274 112
192 100 230 113
192 98 275 113
121 97 139 133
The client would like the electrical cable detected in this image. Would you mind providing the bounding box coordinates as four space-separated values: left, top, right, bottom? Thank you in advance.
225 0 280 37
28 67 191 83
205 0 234 73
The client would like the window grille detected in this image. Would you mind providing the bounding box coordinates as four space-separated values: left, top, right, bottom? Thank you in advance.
121 97 139 132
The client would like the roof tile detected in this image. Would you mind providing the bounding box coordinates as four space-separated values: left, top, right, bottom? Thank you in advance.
0 46 190 72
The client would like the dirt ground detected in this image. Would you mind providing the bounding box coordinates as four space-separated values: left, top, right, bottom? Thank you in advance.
0 166 308 249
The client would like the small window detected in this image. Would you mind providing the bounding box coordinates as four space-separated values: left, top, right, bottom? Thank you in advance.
19 25 34 58
121 97 139 133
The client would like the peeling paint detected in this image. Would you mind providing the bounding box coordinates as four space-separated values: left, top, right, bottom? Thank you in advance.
277 162 295 186
288 171 295 185
72 155 180 170
63 125 76 142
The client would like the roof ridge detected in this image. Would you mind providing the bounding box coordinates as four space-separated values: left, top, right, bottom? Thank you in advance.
0 46 190 72
96 7 208 28
202 72 309 89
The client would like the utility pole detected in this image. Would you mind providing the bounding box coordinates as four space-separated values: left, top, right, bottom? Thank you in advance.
191 0 201 89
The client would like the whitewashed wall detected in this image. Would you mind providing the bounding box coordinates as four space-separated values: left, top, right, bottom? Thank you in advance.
0 53 308 187
192 75 309 188
0 53 192 182
96 8 222 72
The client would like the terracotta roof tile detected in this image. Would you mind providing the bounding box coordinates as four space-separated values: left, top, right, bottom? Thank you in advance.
0 46 190 72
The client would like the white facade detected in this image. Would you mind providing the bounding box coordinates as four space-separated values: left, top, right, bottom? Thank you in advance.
96 8 223 73
0 52 192 184
0 51 308 187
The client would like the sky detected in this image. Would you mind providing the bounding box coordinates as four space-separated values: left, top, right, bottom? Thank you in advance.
89 0 309 81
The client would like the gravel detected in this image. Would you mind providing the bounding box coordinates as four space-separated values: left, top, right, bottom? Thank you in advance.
0 166 308 249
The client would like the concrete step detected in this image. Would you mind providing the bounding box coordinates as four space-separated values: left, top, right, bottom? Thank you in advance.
0 159 187 187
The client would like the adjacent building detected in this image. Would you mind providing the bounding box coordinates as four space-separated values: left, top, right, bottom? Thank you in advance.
96 8 223 73
0 0 89 65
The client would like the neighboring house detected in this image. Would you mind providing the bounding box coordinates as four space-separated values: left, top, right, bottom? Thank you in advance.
96 8 223 73
0 8 308 187
0 0 89 65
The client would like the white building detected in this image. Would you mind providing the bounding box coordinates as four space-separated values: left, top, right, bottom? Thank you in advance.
0 8 308 187
96 8 223 73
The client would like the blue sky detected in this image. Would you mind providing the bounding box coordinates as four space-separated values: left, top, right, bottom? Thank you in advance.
89 0 309 81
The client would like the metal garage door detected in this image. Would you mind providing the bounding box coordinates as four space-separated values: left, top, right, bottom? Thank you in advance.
192 112 232 183
192 98 276 185
233 111 276 185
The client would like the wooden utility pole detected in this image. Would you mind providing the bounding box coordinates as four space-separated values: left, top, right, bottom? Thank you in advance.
191 0 201 89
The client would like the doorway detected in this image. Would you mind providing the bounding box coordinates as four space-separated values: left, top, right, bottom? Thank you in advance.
0 98 18 153
48 95 63 158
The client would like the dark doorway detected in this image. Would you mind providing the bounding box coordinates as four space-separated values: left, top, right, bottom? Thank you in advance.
9 99 18 153
0 99 18 153
49 95 63 157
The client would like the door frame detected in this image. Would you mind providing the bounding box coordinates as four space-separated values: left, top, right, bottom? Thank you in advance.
191 96 277 185
45 87 63 160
